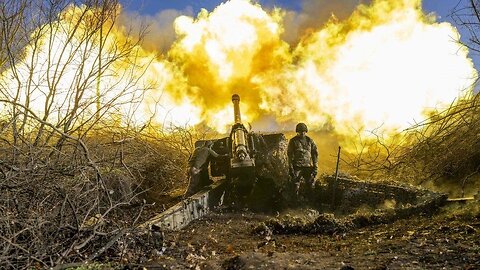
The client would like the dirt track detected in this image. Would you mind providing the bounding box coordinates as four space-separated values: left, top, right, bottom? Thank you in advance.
141 204 480 269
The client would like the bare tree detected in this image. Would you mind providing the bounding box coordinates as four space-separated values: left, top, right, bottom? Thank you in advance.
0 0 169 267
452 0 480 60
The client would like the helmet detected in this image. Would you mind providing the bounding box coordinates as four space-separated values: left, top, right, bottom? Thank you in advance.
295 123 308 133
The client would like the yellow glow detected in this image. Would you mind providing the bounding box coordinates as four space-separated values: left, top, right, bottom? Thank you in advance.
256 0 475 135
1 0 477 139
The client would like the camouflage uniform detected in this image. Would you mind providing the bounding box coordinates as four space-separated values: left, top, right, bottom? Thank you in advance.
185 142 221 196
287 133 318 194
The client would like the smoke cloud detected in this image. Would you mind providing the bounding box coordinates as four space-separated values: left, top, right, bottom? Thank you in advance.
118 7 194 53
282 0 371 44
4 0 477 138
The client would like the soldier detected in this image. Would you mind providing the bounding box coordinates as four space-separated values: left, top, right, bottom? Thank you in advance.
185 141 225 196
287 123 318 195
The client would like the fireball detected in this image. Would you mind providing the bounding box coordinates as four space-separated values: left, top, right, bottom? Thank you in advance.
0 0 476 137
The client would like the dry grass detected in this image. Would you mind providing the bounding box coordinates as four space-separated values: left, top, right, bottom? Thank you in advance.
0 122 206 268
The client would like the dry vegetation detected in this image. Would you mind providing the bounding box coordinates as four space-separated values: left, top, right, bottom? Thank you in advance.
392 93 480 188
341 91 480 195
0 0 208 268
0 0 479 269
0 123 206 268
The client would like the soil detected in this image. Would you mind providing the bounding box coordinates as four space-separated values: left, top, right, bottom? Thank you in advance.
136 203 480 270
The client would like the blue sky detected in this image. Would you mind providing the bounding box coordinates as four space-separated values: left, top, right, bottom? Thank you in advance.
120 0 460 18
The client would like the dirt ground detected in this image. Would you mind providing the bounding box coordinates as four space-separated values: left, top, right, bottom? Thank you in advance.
136 202 480 270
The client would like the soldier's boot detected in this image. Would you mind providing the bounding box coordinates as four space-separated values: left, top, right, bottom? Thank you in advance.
311 179 317 189
294 182 301 196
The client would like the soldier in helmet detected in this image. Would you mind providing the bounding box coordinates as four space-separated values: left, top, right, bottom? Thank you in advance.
185 141 226 197
287 123 318 195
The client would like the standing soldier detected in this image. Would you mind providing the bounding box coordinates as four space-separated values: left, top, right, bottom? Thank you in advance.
287 123 318 195
185 141 225 197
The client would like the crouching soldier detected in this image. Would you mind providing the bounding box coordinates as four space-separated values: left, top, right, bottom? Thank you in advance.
185 141 225 197
287 123 318 195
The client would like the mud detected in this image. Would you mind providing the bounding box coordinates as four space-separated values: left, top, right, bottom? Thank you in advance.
139 205 479 269
128 175 480 270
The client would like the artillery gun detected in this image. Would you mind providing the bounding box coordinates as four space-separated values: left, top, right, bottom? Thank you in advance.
144 95 449 231
196 94 288 205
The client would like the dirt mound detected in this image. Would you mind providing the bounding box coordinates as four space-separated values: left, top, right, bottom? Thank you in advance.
142 206 480 269
254 178 448 235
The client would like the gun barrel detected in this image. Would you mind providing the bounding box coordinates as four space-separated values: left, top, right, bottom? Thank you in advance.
232 94 241 124
229 94 254 169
